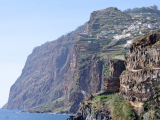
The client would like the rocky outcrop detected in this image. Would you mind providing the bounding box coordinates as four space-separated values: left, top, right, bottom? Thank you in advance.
120 29 160 119
5 24 86 110
105 78 120 92
68 102 112 120
109 59 126 78
104 59 126 92
120 30 160 101
120 69 160 102
126 29 160 70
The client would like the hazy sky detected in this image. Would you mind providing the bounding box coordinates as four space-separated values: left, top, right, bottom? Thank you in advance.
0 0 159 108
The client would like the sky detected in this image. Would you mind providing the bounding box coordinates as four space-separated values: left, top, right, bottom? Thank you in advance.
0 0 159 108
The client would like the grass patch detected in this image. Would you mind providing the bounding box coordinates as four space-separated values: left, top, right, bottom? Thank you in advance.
110 94 136 120
113 50 128 56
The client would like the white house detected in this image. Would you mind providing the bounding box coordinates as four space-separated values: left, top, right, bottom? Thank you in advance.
101 30 108 34
108 30 114 34
122 30 127 34
148 24 153 29
147 17 151 20
88 41 92 43
128 25 136 31
139 31 142 34
124 40 133 48
126 33 131 37
113 34 127 40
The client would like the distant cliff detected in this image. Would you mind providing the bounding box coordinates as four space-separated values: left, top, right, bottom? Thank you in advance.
5 24 86 109
5 6 160 117
18 7 131 114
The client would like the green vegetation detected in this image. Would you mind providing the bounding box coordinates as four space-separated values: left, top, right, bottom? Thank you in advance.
153 41 160 47
52 101 64 110
80 53 90 61
110 94 136 120
140 113 145 120
108 76 117 81
79 61 86 69
79 37 97 41
83 91 136 120
142 103 150 111
104 65 110 76
90 7 131 34
124 5 160 20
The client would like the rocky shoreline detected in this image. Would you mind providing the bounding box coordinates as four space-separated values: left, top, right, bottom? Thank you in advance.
22 109 73 114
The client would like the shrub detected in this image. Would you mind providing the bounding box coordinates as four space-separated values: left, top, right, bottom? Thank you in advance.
142 103 150 111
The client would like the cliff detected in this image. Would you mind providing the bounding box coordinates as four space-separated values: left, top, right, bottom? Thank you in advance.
85 7 131 34
66 8 160 119
52 7 130 113
67 59 126 120
120 29 160 119
8 7 130 113
5 24 86 109
6 6 160 116
104 59 125 92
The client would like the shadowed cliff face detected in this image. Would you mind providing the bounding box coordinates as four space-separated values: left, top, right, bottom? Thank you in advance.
65 47 126 113
66 45 104 113
104 59 126 92
6 24 86 109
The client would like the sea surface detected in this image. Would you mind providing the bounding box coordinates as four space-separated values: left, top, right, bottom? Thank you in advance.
0 109 72 120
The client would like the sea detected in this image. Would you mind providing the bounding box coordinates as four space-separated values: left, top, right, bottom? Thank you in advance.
0 109 72 120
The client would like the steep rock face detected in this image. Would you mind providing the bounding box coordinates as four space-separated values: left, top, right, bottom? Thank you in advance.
104 59 126 92
105 78 120 92
120 29 160 119
67 58 126 118
120 69 160 102
67 45 104 113
65 48 126 114
6 25 86 109
67 102 112 120
109 59 126 78
126 30 160 70
121 30 160 101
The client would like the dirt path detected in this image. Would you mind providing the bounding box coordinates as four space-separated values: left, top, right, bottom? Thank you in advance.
130 68 160 72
